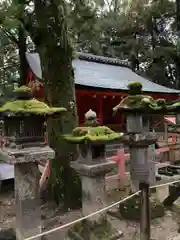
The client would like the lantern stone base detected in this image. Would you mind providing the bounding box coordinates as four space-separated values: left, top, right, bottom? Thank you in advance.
108 195 165 221
69 160 123 239
15 162 41 240
67 219 123 240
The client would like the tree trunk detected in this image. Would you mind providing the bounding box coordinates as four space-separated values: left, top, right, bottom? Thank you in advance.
18 27 29 85
33 0 81 209
17 0 29 85
114 0 118 13
176 0 180 36
176 0 180 88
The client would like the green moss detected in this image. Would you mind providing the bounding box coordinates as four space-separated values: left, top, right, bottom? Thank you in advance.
118 194 165 220
113 94 167 114
13 85 32 93
156 98 166 106
166 101 180 112
0 99 66 115
63 126 123 143
68 219 120 240
113 82 170 114
127 82 143 95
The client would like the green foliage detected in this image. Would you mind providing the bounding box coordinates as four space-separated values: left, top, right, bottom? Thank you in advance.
69 0 180 88
0 0 180 89
63 126 123 143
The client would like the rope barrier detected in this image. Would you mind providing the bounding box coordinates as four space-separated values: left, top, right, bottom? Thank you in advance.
151 178 180 189
24 191 140 240
24 178 180 240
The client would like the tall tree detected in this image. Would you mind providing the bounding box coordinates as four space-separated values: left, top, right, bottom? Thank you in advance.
0 0 82 208
27 0 81 208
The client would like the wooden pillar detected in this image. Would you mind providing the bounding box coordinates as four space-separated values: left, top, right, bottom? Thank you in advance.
164 122 168 144
98 96 103 125
120 96 125 129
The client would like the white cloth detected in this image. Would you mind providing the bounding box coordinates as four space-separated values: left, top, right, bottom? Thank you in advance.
25 52 42 79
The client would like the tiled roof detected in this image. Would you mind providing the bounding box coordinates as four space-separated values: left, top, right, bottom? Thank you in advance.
76 52 130 68
26 52 180 94
74 53 180 94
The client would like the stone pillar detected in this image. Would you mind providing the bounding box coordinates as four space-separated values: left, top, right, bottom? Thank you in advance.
125 114 156 240
0 146 55 240
176 114 180 125
15 162 41 240
81 175 106 222
125 115 156 190
71 148 114 223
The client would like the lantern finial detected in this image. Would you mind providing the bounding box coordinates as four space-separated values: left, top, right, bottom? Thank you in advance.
85 109 97 119
84 109 98 127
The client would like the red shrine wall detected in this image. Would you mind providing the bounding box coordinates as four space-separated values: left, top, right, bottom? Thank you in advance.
76 89 125 131
76 89 179 130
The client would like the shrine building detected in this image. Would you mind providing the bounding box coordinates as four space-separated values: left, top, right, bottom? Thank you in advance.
26 52 180 130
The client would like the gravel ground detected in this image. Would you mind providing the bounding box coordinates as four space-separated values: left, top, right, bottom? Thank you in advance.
1 180 180 240
109 210 179 240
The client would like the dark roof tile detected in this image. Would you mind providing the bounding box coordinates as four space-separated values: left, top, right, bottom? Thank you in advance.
77 52 130 68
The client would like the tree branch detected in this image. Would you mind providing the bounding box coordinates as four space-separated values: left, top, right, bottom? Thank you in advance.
0 26 19 45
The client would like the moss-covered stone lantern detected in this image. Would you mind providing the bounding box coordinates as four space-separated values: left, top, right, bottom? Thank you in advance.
64 109 124 239
0 86 66 148
111 82 166 238
0 86 66 240
64 109 123 171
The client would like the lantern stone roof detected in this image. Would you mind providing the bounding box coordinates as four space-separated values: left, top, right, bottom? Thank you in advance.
63 126 123 143
113 82 180 114
0 86 66 116
63 109 124 143
113 82 167 114
26 52 180 94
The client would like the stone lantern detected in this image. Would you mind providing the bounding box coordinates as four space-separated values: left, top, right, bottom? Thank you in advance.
0 86 66 240
64 109 124 239
113 82 167 239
